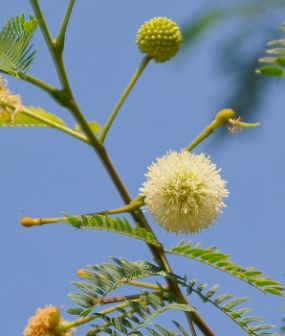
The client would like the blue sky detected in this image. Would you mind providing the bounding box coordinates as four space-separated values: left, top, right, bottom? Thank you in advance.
1 1 285 335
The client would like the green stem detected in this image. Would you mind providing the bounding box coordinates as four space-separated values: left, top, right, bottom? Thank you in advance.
129 281 163 290
56 0 76 52
20 73 56 95
185 109 236 152
30 0 55 55
22 106 89 143
96 291 163 306
0 100 88 144
0 70 57 98
99 55 151 143
20 196 145 227
30 0 70 91
63 301 131 330
186 119 220 152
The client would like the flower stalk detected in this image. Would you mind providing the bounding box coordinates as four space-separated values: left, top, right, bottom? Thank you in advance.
186 109 236 152
21 196 145 228
99 55 151 143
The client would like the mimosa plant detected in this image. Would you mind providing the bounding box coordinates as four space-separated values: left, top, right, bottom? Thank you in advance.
0 2 284 335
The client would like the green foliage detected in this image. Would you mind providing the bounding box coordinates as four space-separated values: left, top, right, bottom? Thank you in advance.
86 293 194 336
0 15 38 75
66 215 161 247
2 3 283 335
180 278 279 336
167 241 285 296
68 258 171 316
258 23 285 77
0 106 66 128
68 257 280 335
68 259 195 335
67 258 194 336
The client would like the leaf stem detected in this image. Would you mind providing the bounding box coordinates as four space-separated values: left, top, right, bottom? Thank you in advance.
129 281 163 290
30 0 55 55
185 109 236 152
0 100 89 143
62 301 131 330
22 106 89 142
30 0 73 92
20 196 145 227
97 292 161 306
20 73 56 95
0 70 57 98
99 55 151 143
55 0 76 52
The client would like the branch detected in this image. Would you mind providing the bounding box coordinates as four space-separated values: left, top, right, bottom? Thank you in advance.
55 0 76 52
99 56 151 143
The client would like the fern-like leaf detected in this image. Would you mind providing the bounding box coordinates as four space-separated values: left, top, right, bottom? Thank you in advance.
166 241 285 296
180 278 279 336
0 106 66 128
68 258 173 316
0 15 38 75
66 215 161 247
86 292 194 336
258 22 285 77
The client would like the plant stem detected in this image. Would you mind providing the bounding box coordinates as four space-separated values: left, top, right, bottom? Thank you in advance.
56 0 76 52
29 4 215 335
22 106 89 143
97 290 164 306
185 109 236 152
30 0 72 91
0 100 89 143
99 55 151 143
19 73 56 95
30 1 55 57
63 301 131 330
186 119 220 152
129 281 163 290
0 70 57 98
20 196 145 227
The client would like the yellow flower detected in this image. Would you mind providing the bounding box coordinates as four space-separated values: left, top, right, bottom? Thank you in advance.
23 306 72 336
136 17 182 62
140 151 228 234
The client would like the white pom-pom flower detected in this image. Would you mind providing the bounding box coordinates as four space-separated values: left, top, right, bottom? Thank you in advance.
140 151 228 234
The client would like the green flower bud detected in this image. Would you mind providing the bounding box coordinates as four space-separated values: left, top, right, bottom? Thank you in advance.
136 17 182 63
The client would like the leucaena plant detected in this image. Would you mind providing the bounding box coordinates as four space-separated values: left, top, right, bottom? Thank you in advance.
0 2 284 336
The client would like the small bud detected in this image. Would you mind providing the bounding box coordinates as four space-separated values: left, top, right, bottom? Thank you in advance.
21 217 39 227
77 269 90 278
136 17 182 62
215 109 236 125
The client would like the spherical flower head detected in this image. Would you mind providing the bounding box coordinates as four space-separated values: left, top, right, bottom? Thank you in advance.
23 306 70 336
140 151 229 234
136 17 182 62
